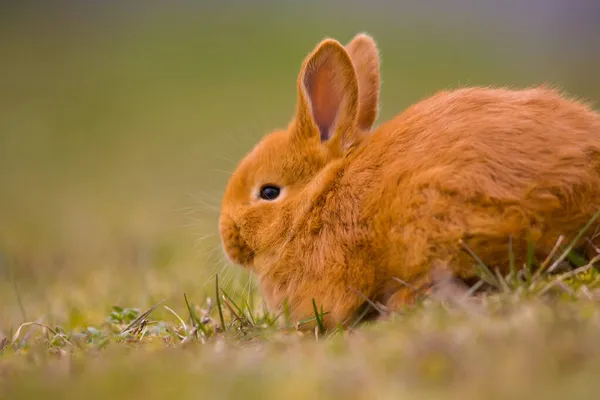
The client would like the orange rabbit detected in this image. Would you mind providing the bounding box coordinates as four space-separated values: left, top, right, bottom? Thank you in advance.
219 33 600 328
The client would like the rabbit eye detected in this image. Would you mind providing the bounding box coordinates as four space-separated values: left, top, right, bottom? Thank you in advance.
259 185 281 201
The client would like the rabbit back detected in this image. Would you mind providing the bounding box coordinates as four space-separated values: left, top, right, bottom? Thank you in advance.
351 86 600 281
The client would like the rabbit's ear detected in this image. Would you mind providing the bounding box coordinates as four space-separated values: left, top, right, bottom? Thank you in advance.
345 33 380 131
295 38 359 150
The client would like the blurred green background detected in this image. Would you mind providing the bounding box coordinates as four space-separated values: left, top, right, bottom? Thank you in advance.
1 0 599 329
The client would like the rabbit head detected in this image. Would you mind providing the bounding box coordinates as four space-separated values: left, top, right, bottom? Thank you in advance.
219 34 381 325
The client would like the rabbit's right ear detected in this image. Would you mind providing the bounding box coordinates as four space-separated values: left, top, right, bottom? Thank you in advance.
345 33 380 131
294 38 360 152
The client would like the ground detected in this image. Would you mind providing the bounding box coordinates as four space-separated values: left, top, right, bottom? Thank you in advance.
2 256 600 400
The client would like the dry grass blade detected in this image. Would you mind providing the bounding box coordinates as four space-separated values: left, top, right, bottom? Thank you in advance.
539 258 600 296
580 285 594 299
555 281 576 296
347 285 387 315
163 305 188 334
221 295 243 324
538 235 565 272
459 239 501 288
527 235 566 287
349 302 378 329
220 289 245 319
183 293 207 335
494 267 510 293
392 277 431 299
120 299 165 335
243 298 256 326
11 322 74 347
548 209 600 273
139 325 150 341
586 237 600 255
464 280 486 298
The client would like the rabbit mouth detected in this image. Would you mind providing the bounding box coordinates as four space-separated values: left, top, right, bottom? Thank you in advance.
219 215 255 266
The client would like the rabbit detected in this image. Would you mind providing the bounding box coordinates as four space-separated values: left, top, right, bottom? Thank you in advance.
219 33 600 329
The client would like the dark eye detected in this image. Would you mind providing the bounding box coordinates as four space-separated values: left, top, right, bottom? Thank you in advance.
259 185 281 201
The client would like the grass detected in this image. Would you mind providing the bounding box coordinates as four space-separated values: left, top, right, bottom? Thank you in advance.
2 240 600 400
2 3 600 399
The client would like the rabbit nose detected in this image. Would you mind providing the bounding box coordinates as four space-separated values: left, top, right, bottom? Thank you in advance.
219 214 255 266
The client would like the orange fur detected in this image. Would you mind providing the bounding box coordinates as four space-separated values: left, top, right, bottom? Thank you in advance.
219 33 600 329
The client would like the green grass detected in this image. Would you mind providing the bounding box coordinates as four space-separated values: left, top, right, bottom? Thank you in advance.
2 261 600 400
2 3 600 399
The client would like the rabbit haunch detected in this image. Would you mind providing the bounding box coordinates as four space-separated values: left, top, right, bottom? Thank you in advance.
219 33 600 329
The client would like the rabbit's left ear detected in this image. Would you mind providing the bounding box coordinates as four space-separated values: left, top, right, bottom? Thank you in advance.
294 38 360 151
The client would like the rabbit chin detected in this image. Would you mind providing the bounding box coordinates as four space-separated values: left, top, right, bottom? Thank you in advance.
254 271 373 329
